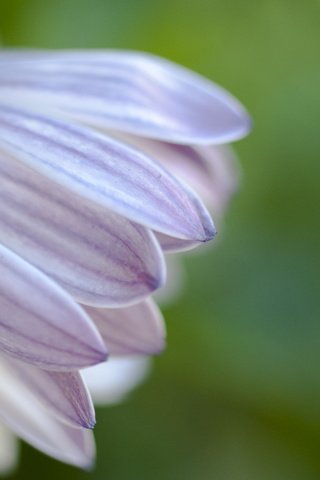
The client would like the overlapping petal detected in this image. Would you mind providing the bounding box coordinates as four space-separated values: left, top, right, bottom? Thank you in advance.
0 104 215 242
108 134 239 214
0 244 107 370
0 50 251 144
5 357 95 429
0 48 251 469
85 298 166 356
103 132 237 252
0 151 166 307
0 358 95 468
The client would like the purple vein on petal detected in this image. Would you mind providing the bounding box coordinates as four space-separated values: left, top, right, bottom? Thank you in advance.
0 50 251 144
0 244 107 370
0 151 166 307
2 356 96 429
0 104 215 242
0 357 95 468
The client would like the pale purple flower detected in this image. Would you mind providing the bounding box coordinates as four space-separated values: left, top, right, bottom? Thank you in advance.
0 50 250 470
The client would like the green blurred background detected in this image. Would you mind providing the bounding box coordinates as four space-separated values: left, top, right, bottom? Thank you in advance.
0 0 319 478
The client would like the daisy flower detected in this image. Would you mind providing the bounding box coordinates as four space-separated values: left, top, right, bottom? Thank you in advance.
0 50 250 471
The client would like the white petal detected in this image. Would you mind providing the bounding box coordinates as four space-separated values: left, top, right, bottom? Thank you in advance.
0 104 215 242
6 357 95 429
0 243 107 370
85 298 166 356
0 423 19 474
0 358 95 468
0 50 251 144
82 357 151 406
154 256 186 306
0 151 166 307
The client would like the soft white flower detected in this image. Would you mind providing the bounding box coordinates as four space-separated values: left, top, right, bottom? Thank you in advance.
0 50 250 470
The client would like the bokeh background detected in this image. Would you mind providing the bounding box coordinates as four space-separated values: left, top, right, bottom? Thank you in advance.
0 0 319 478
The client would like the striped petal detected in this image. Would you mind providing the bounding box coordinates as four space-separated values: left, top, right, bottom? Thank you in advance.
0 50 251 144
0 104 215 242
0 151 165 307
154 182 216 252
0 244 107 370
106 132 238 252
4 356 95 429
110 134 240 214
154 143 239 251
82 357 151 406
0 359 95 468
85 298 166 356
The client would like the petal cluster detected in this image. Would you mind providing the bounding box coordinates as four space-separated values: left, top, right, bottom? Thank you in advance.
0 49 250 470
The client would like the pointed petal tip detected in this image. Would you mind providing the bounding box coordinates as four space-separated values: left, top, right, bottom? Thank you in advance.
189 109 252 146
89 346 108 366
232 110 253 142
195 214 217 243
78 405 96 430
139 271 165 294
137 249 167 296
84 419 96 430
203 224 218 242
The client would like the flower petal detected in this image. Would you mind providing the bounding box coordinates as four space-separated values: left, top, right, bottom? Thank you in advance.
0 243 107 370
0 423 18 474
106 133 237 252
155 180 216 252
154 255 186 306
85 298 166 356
82 357 151 406
0 50 251 144
157 143 240 215
5 356 95 429
0 104 215 241
110 134 240 214
0 151 165 307
155 232 199 253
0 358 95 468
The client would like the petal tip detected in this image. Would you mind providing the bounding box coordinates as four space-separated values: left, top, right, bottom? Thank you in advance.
139 269 166 294
84 419 96 430
89 345 108 367
203 224 218 242
235 110 253 140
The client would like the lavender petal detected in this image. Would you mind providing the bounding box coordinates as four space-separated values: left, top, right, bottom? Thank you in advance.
0 243 107 370
0 358 95 468
5 356 95 429
0 50 251 144
85 298 166 356
0 104 215 241
0 151 166 307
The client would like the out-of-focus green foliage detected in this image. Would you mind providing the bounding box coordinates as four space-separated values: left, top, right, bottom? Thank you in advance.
0 0 319 478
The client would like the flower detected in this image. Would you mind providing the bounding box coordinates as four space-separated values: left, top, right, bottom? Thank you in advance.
0 50 250 471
